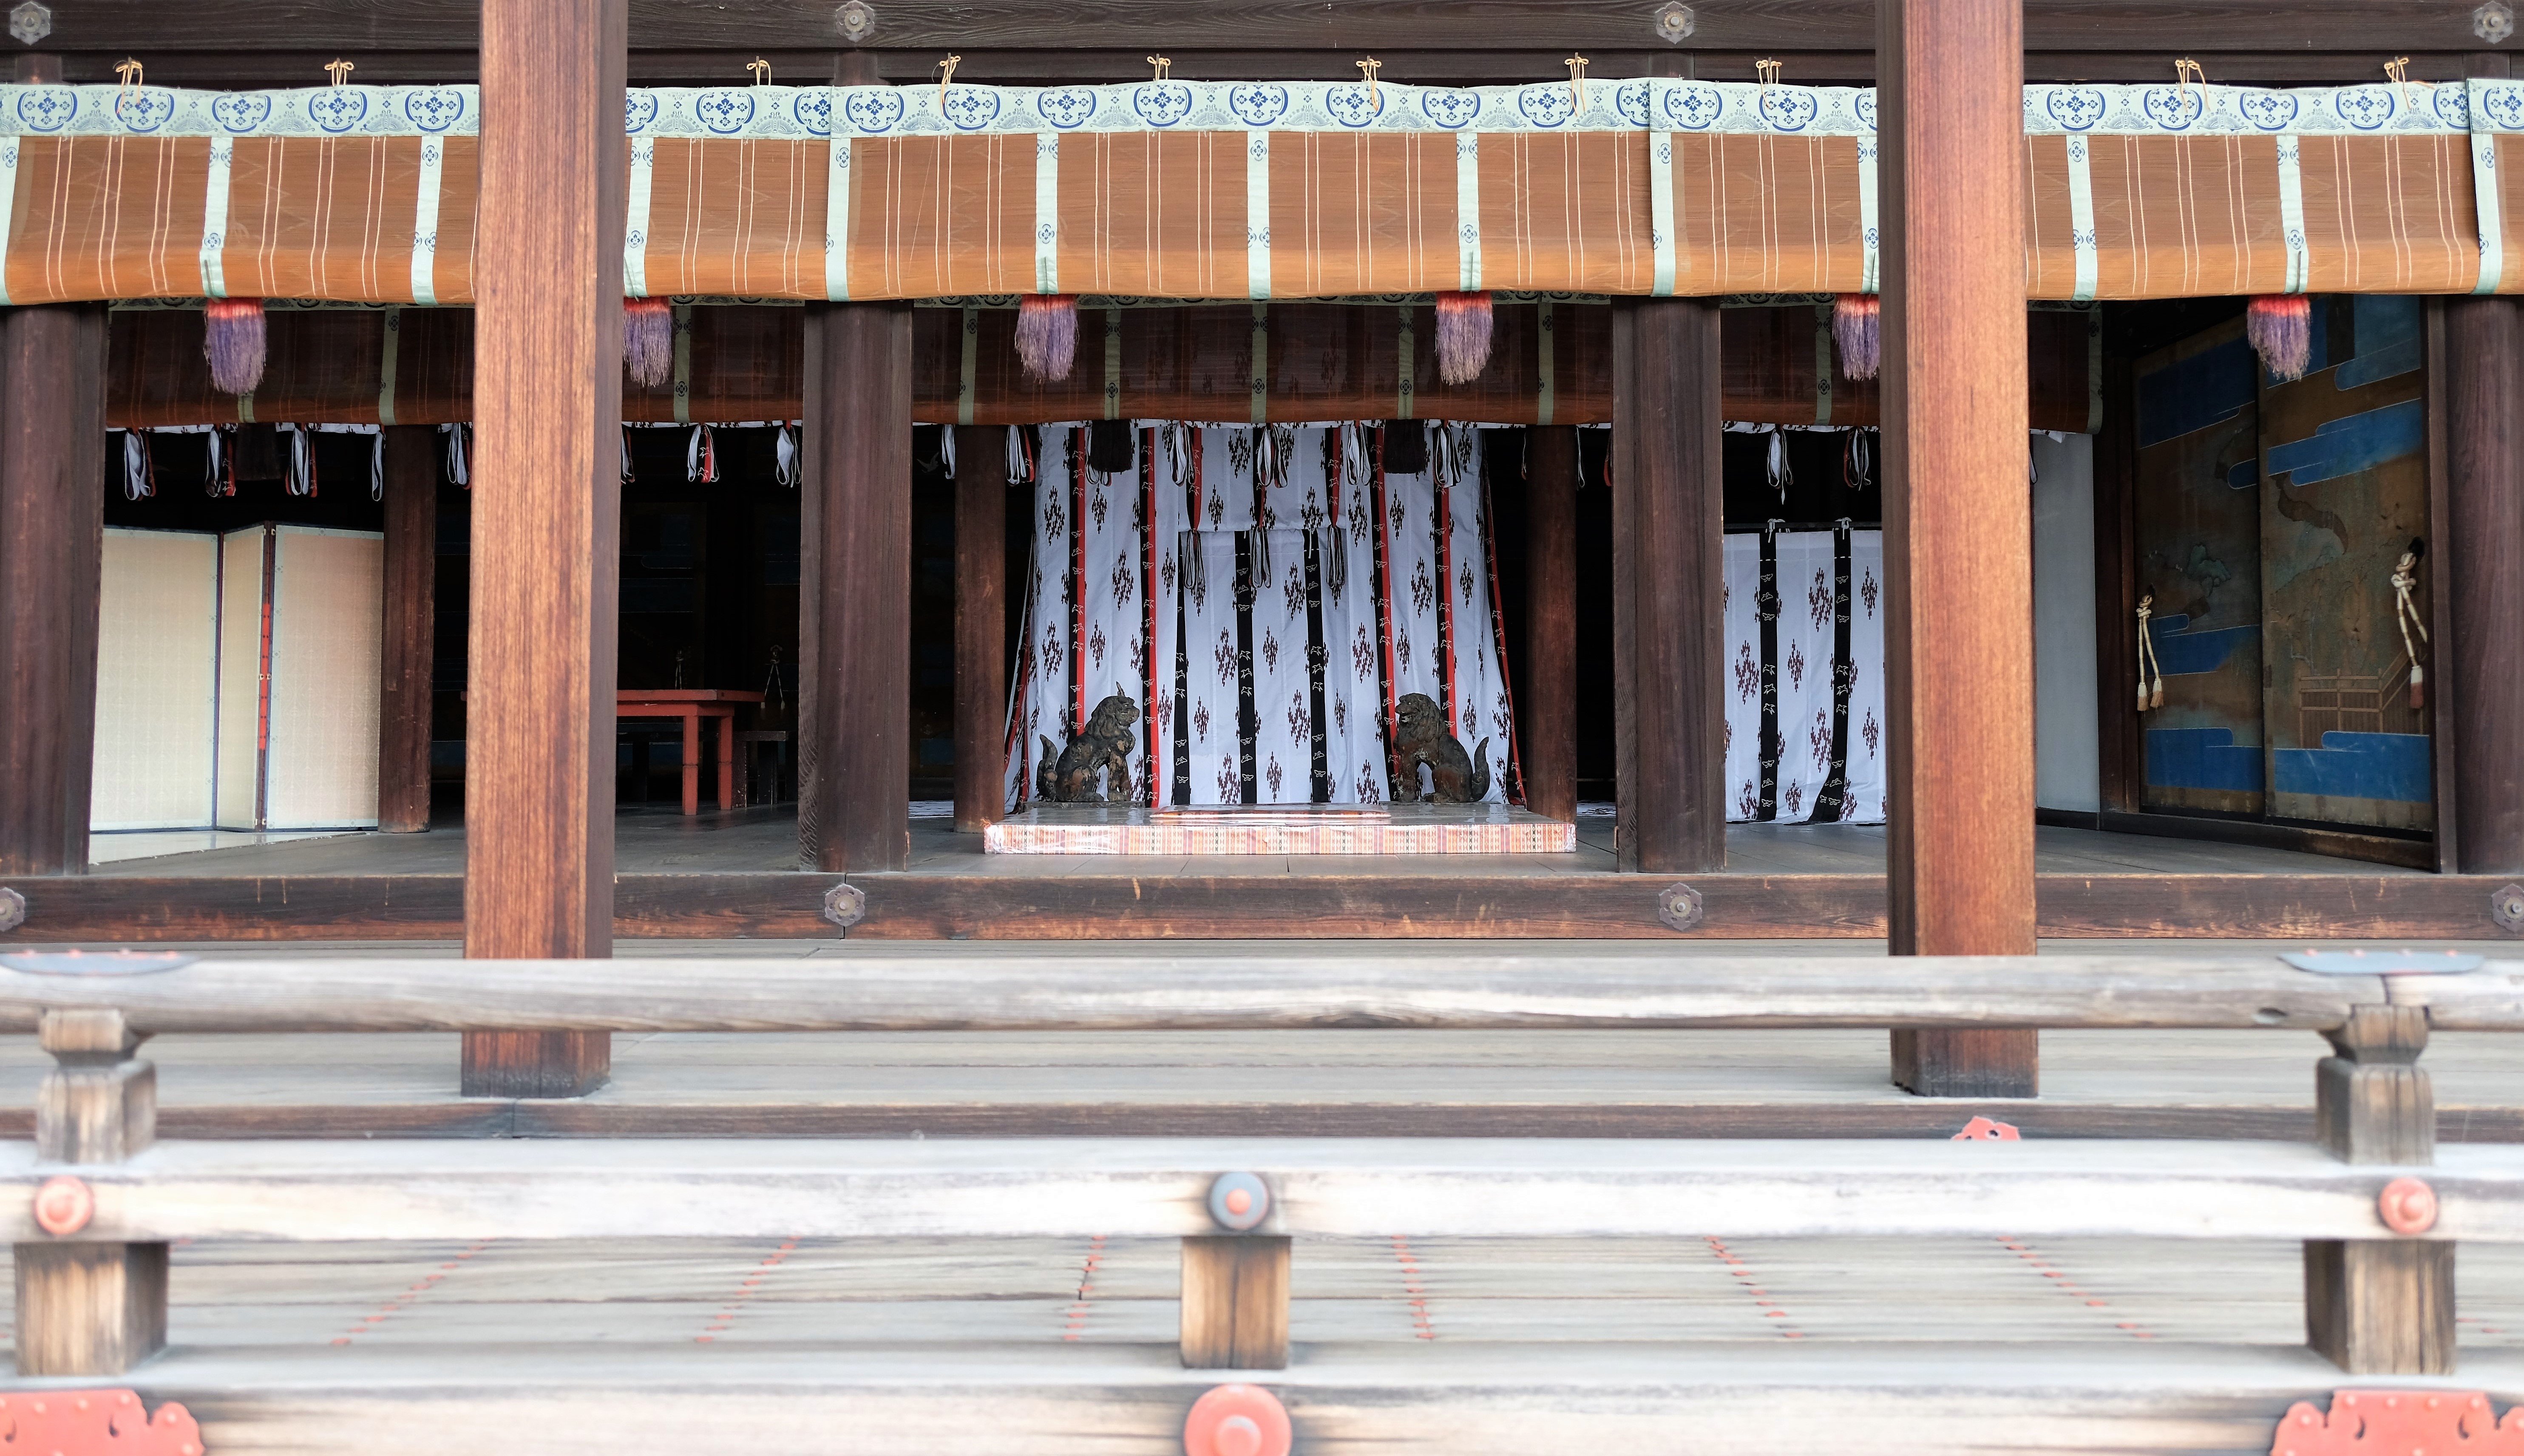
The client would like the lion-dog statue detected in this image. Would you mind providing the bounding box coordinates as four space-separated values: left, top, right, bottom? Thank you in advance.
1392 692 1490 804
1038 693 1140 804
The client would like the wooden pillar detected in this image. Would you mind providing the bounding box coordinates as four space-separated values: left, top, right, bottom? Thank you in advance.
0 302 108 881
1610 300 1725 874
1880 0 2038 1097
2304 1006 2452 1373
461 0 625 1097
17 1010 166 1375
1520 425 1579 823
2445 292 2524 875
1181 1236 1291 1370
954 424 1010 833
800 303 914 872
378 425 438 833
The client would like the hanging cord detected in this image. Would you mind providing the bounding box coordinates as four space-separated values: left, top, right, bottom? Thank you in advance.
1564 53 1588 112
441 422 469 487
2135 592 2164 711
1356 57 1384 115
686 423 718 483
1841 427 1871 490
115 430 155 501
936 53 961 110
620 424 635 484
762 645 786 719
205 425 231 498
1765 424 1793 503
369 429 384 502
2392 541 2430 709
1007 422 1036 486
941 422 958 479
2172 57 2206 119
280 424 316 497
775 421 800 487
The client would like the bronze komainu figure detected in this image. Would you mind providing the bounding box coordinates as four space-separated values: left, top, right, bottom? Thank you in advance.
1392 692 1490 804
1038 693 1140 804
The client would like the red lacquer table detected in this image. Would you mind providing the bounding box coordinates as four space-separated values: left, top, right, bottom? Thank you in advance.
618 690 765 815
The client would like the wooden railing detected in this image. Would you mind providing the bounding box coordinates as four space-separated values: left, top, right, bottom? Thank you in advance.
3 951 2521 1450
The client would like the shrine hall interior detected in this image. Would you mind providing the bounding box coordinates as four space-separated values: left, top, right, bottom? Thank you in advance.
66 289 2475 938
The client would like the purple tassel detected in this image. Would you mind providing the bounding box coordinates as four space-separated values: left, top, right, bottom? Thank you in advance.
2249 295 2312 382
624 297 674 388
1435 291 1493 385
203 298 267 396
1833 294 1880 382
1015 294 1078 382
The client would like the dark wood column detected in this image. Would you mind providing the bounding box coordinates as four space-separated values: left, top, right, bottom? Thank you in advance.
378 425 437 834
954 424 1010 834
0 303 108 881
1520 425 1579 824
1881 0 2039 1096
800 302 914 872
2445 294 2524 875
1609 299 1725 874
461 0 626 1096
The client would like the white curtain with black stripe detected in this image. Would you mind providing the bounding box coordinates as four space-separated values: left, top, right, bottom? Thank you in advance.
1723 524 1888 826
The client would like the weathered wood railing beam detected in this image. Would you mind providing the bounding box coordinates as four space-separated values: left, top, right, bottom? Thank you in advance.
6 954 2519 1034
2306 1003 2454 1374
0 1136 2501 1244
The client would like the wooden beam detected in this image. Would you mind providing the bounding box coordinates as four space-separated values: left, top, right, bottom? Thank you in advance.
1611 299 1725 875
954 424 1009 834
1880 0 2039 1099
800 303 915 872
460 0 627 1097
1180 1236 1290 1370
2445 294 2524 877
0 950 2410 1035
1520 426 1579 823
378 425 438 834
1 1136 2513 1244
21 2 2517 59
0 303 108 881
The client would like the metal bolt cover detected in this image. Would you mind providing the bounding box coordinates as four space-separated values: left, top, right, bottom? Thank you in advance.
8 2 48 45
1657 882 1704 932
1184 1385 1290 1456
2493 884 2524 935
836 0 878 42
822 882 867 929
2481 0 2517 43
1208 1171 1270 1231
33 1175 91 1237
1655 3 1695 42
0 885 23 933
2379 1176 2439 1236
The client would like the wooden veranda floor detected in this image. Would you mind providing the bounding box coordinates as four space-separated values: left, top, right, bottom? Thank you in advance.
20 807 2513 941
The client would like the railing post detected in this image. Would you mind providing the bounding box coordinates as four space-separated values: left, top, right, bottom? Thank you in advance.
1183 1174 1289 1370
2305 1004 2452 1374
17 1009 167 1375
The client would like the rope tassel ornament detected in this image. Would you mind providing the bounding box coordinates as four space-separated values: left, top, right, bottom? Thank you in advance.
624 297 674 388
2135 592 2164 711
1833 294 1880 381
2392 539 2430 710
2248 295 2312 382
1435 291 1494 385
1016 294 1079 381
203 298 267 396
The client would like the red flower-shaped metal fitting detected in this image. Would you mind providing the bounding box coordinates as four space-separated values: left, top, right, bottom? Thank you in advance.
2378 1176 2439 1236
33 1174 93 1237
0 1390 203 1456
1185 1384 1290 1456
2269 1390 2521 1454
